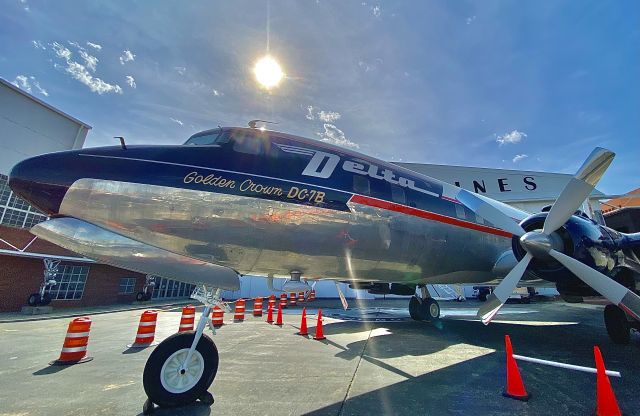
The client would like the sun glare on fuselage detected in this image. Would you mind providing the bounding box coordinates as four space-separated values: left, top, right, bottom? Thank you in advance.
254 55 284 89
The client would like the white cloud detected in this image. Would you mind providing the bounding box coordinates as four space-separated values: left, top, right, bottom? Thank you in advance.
174 66 186 76
512 154 528 163
372 5 381 17
31 40 45 50
52 42 122 95
170 117 183 126
305 106 315 120
19 0 29 11
318 110 341 123
496 129 527 145
317 124 359 149
86 42 102 51
79 50 98 72
125 75 136 89
119 49 136 65
212 89 221 96
12 75 48 97
466 15 476 25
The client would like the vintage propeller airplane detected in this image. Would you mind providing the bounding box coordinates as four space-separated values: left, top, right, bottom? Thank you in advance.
8 123 640 410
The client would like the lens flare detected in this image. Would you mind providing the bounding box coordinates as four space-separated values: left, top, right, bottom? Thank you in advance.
254 56 284 89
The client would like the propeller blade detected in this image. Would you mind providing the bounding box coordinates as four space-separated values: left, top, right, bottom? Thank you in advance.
456 189 526 237
548 250 640 320
542 148 614 235
477 253 532 325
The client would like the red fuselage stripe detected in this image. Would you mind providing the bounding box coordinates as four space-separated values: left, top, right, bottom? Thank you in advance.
350 194 513 238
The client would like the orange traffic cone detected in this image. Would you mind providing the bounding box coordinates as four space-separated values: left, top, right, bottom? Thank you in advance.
234 299 246 322
298 307 308 336
267 303 274 324
594 346 621 416
52 317 93 365
178 305 196 332
253 297 263 317
502 335 530 401
211 306 224 328
313 309 326 340
275 302 283 326
127 310 158 348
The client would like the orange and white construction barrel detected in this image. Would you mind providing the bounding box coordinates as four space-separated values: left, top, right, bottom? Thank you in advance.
253 297 263 317
211 305 224 327
289 292 297 307
178 305 196 332
280 293 288 309
234 298 246 322
127 310 158 348
52 316 93 365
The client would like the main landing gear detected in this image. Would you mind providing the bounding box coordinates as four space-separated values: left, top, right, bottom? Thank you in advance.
409 286 440 322
604 304 639 345
142 285 225 414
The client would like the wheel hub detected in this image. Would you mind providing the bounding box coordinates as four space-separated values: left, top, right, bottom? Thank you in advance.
160 348 205 394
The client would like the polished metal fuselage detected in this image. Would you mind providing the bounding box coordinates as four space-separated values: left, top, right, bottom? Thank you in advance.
59 178 521 285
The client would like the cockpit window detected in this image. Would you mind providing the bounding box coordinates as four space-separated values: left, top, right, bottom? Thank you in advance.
184 129 229 146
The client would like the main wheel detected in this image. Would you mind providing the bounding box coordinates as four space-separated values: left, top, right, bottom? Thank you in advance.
40 292 52 306
27 293 41 306
143 332 219 408
136 292 145 302
422 298 440 321
409 296 421 321
604 305 631 345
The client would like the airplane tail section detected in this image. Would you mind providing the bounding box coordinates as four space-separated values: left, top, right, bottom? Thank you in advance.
31 217 240 290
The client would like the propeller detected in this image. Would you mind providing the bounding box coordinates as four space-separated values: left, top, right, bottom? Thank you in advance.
471 148 640 324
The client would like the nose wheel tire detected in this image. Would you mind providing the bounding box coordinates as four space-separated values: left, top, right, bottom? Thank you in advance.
27 293 41 306
143 331 219 408
604 304 631 345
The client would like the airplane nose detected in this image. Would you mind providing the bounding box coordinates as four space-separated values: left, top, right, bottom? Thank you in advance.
8 153 71 215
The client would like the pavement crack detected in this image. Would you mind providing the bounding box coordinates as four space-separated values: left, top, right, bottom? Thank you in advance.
337 327 372 416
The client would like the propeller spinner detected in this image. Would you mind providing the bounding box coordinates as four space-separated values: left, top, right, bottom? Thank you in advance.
464 148 640 324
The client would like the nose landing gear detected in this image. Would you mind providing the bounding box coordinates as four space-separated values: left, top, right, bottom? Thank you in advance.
408 286 441 322
142 285 226 415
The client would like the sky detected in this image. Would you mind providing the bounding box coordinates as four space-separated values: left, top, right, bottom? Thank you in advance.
1 0 638 194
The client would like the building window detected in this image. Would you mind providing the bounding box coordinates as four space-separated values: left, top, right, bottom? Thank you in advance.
0 174 48 229
49 265 89 300
119 277 137 294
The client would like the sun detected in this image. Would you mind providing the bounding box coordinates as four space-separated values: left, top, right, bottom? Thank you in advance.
254 55 284 89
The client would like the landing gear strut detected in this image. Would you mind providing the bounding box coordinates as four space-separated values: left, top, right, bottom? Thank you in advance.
142 285 225 414
409 286 440 322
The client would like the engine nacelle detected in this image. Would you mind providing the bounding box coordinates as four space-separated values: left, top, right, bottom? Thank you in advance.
513 212 630 296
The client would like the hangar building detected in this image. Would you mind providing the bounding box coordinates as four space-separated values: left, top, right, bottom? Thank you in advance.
0 78 194 312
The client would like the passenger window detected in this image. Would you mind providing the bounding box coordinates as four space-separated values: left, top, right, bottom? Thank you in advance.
232 131 264 155
353 175 370 195
391 185 406 205
455 204 466 219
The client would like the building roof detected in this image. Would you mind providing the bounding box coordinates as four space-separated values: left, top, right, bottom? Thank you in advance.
602 188 640 213
0 78 92 129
